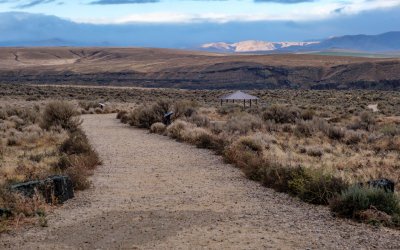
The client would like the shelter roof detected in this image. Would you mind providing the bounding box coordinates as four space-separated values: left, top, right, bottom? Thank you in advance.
219 91 259 100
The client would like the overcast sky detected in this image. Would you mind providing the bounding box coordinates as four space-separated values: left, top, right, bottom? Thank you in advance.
1 0 400 47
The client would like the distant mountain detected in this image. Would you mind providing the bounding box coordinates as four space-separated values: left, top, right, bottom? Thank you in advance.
198 40 319 53
197 31 400 53
307 32 400 52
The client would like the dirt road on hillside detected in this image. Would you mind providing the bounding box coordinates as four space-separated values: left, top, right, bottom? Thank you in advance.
2 114 400 249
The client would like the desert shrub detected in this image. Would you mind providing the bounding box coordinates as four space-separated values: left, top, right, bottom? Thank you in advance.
7 136 22 146
0 187 46 218
381 125 400 137
128 99 172 128
326 125 346 140
57 130 100 190
167 120 192 141
225 114 263 135
287 168 348 204
330 185 400 218
348 112 377 131
187 113 210 128
236 136 263 153
9 116 25 130
79 101 99 111
195 132 213 149
208 136 228 155
344 130 363 145
224 136 264 178
306 146 323 157
180 127 209 144
217 104 241 115
116 110 128 119
40 101 81 131
19 107 40 125
294 120 313 137
0 110 7 120
153 99 172 119
60 129 97 158
65 162 91 190
173 100 198 119
56 155 71 171
127 107 154 128
311 117 330 132
210 121 224 134
282 124 293 133
262 105 300 124
301 108 315 120
150 122 166 134
361 111 376 127
261 165 348 205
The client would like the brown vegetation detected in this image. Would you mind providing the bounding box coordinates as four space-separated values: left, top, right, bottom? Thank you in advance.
0 101 99 232
118 92 400 229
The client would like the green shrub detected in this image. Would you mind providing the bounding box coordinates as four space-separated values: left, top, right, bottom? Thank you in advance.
288 168 348 204
330 185 400 218
260 165 348 205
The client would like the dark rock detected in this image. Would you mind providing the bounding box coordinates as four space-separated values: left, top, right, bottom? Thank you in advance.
10 175 74 204
366 178 395 193
0 208 12 218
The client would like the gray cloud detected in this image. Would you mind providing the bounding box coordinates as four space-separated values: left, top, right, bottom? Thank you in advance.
254 0 314 3
14 0 56 9
89 0 159 4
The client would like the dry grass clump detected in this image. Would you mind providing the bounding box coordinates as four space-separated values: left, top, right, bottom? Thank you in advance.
149 122 166 134
225 114 263 135
166 120 194 141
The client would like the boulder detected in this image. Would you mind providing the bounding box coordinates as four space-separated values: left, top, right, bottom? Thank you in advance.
367 178 395 193
10 175 74 203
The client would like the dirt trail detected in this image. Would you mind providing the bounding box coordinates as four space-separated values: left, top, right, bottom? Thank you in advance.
2 114 400 249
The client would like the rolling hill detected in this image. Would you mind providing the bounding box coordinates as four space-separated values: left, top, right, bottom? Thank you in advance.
1 47 400 90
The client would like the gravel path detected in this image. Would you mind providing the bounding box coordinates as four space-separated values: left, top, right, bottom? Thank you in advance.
2 114 400 249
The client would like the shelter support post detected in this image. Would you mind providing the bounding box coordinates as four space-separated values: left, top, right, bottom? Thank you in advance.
221 99 223 106
243 99 245 108
250 99 252 107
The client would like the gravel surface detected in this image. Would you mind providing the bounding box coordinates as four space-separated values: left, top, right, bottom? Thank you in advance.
1 113 400 249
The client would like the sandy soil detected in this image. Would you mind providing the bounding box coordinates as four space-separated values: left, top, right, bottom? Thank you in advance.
368 104 379 112
2 114 400 249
